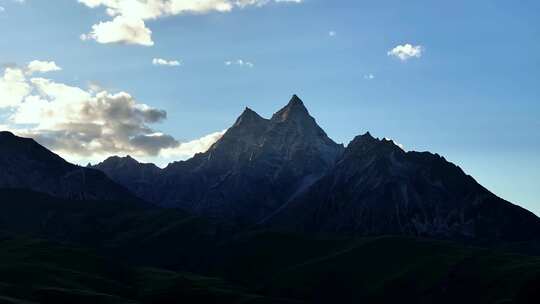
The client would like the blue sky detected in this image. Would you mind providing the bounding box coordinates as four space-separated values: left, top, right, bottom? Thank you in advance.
0 0 539 214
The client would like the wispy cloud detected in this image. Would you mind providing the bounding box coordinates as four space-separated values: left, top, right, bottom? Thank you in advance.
328 30 336 37
152 58 181 67
78 0 303 46
364 74 375 80
225 59 254 68
388 44 423 61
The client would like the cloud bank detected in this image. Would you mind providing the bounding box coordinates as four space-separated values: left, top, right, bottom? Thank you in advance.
0 61 224 165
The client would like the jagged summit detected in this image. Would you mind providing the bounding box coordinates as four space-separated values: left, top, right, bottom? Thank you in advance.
287 94 305 108
343 132 406 164
347 132 374 145
215 94 338 154
271 94 310 122
90 155 161 195
232 107 268 128
93 155 160 170
107 155 138 163
227 95 322 132
92 155 146 170
348 132 403 148
121 95 345 216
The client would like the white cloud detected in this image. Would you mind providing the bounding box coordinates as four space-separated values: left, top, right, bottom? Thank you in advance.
0 65 168 157
8 80 175 157
225 59 254 68
0 7 5 12
26 60 62 74
364 74 375 80
0 68 31 107
78 0 303 46
0 62 227 166
152 58 181 67
87 81 103 93
328 31 336 37
80 15 154 46
388 44 423 61
76 129 226 168
160 130 226 159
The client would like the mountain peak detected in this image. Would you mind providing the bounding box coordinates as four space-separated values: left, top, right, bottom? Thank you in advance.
271 95 310 122
350 131 376 143
124 155 137 162
100 155 141 167
289 94 304 106
345 132 405 160
0 131 30 144
0 131 16 138
0 131 67 164
233 107 266 128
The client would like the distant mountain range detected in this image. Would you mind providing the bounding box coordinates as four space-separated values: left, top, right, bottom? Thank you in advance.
2 95 540 304
86 95 540 242
0 95 538 242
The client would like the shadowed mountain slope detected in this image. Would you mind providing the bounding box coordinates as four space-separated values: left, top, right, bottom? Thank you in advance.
89 155 161 197
95 95 345 222
90 95 540 242
0 131 137 202
269 133 540 241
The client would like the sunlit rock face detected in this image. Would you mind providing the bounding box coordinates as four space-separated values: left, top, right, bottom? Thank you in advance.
0 131 136 202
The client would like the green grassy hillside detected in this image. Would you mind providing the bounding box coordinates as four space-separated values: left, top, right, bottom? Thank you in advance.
207 233 540 304
1 190 540 303
0 236 299 304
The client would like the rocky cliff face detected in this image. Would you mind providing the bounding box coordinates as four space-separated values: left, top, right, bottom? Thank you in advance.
0 131 137 202
88 95 540 241
268 132 540 241
153 95 345 220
